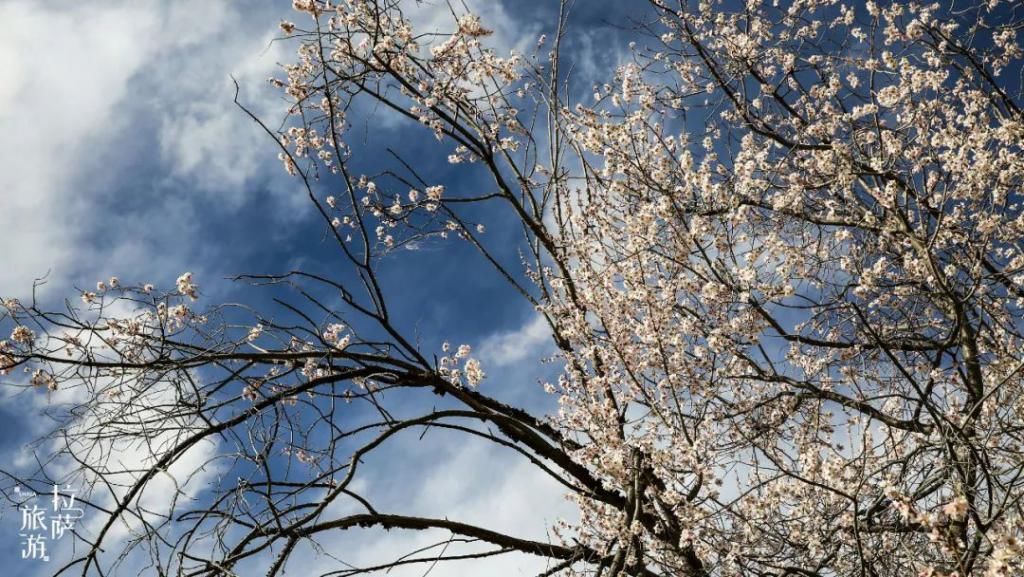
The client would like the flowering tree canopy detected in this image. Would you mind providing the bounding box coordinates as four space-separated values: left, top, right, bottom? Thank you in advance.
4 0 1024 575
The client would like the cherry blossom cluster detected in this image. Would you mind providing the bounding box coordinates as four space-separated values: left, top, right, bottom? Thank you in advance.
438 341 485 387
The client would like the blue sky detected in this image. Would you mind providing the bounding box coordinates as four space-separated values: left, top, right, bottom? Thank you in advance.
0 1 650 575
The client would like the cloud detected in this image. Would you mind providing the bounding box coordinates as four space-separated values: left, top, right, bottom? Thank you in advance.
153 10 299 206
478 313 553 368
6 371 225 577
280 431 577 577
0 1 160 296
0 2 279 570
0 0 295 300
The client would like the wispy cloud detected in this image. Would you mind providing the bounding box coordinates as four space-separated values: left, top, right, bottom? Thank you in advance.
478 313 553 368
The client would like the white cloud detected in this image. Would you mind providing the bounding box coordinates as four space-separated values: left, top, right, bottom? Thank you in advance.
478 313 553 367
281 432 577 577
0 1 159 296
0 0 294 299
153 13 298 207
8 372 225 576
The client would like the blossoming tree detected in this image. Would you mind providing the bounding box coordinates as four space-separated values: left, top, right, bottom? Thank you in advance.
4 0 1024 575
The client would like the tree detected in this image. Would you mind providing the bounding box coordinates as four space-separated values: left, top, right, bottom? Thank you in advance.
4 0 1024 575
